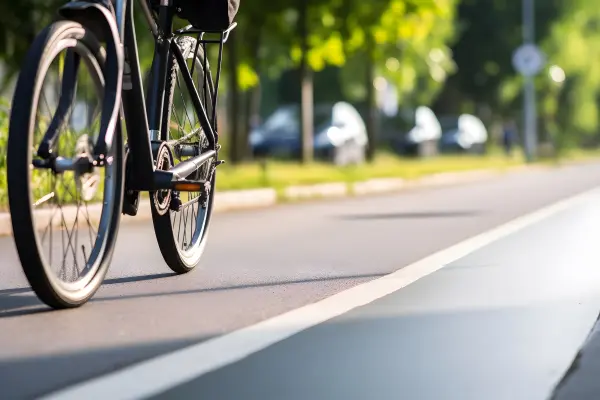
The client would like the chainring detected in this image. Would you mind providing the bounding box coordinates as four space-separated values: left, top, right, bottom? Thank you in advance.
152 142 174 216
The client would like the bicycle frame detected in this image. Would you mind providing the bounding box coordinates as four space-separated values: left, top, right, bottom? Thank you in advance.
51 0 233 195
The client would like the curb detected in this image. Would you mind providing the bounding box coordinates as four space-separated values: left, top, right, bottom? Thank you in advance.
352 178 406 196
0 163 570 237
408 169 502 188
284 182 348 200
214 188 278 211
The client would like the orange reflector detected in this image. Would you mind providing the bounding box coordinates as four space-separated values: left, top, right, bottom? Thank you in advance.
173 182 204 192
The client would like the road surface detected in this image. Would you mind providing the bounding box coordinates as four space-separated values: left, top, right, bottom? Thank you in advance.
2 162 600 399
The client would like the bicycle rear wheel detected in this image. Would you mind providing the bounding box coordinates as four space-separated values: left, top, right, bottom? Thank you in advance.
7 21 124 309
150 38 216 274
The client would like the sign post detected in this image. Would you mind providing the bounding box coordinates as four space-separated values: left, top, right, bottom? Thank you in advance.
512 0 544 163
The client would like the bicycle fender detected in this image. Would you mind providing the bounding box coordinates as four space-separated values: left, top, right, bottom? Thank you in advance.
58 1 124 159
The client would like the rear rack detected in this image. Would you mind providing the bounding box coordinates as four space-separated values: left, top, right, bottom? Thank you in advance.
172 22 238 134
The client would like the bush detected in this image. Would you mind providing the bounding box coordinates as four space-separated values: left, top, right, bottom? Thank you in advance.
0 100 8 168
0 100 8 209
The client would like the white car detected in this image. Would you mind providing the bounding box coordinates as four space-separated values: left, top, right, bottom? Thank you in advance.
439 114 488 153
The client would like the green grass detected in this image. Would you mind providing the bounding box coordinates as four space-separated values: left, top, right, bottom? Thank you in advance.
214 150 534 192
1 147 600 211
1 85 600 211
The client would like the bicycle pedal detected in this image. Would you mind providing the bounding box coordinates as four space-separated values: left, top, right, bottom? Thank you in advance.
169 192 182 212
216 160 226 166
122 190 140 216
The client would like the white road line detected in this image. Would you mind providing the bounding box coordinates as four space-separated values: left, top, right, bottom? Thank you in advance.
42 187 600 400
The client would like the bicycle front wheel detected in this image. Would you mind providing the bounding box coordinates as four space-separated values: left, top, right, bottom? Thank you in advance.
7 21 124 309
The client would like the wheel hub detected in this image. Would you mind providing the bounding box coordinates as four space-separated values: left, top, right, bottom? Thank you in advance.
74 134 100 202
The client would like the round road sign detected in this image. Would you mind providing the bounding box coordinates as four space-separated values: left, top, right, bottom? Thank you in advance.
512 44 545 77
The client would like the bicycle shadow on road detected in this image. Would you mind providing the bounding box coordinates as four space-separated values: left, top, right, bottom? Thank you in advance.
90 272 388 304
0 272 386 317
0 272 178 318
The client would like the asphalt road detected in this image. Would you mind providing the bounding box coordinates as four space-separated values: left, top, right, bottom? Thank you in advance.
2 162 600 399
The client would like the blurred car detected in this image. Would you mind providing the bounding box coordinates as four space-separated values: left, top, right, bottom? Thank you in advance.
249 102 368 165
381 106 442 157
439 114 488 154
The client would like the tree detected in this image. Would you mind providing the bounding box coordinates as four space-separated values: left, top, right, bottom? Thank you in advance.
432 0 563 130
0 1 64 90
535 0 600 150
333 0 458 160
468 0 600 151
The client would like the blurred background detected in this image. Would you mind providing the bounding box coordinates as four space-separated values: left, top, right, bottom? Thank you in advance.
0 0 597 197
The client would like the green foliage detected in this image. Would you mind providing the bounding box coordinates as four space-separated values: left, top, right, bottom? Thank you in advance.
0 99 8 168
0 100 9 206
537 1 600 144
435 0 600 149
330 0 458 106
0 0 460 107
228 0 459 103
4 0 600 153
0 1 64 89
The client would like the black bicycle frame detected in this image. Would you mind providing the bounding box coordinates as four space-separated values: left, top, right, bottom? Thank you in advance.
121 0 228 192
45 0 232 193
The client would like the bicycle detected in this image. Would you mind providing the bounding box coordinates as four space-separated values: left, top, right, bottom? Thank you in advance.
6 0 239 309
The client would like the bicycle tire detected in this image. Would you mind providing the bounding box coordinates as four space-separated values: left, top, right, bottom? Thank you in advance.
150 39 216 274
7 21 124 309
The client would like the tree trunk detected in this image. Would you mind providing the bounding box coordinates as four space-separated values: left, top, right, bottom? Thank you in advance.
365 35 377 162
242 29 262 160
243 84 261 155
298 0 314 164
227 30 240 164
